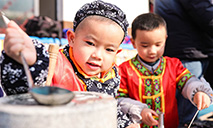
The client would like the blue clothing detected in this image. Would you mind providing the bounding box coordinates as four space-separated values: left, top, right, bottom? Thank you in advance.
181 60 209 79
154 0 213 59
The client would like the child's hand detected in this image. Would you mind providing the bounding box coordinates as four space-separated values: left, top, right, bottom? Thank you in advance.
141 108 159 126
193 91 211 110
4 21 36 65
126 123 140 128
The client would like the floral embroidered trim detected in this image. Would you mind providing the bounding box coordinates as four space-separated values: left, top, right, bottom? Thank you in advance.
131 56 165 76
177 70 193 91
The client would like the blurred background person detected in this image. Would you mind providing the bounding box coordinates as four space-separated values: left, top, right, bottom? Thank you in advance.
154 0 213 127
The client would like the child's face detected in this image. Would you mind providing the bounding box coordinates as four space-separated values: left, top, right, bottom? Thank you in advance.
67 18 124 77
131 26 167 63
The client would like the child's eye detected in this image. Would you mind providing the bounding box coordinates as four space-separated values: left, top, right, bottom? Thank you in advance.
142 45 148 48
106 48 115 52
156 43 162 47
86 41 94 46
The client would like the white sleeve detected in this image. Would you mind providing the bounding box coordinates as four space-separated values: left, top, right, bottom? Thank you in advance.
117 97 148 123
181 76 213 106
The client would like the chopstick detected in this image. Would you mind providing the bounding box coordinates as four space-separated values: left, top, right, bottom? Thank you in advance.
0 11 10 26
187 110 199 128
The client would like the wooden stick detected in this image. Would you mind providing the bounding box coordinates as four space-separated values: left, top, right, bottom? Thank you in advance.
46 43 59 86
187 110 199 128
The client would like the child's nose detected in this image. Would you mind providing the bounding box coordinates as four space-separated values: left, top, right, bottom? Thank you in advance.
91 49 103 60
149 46 157 54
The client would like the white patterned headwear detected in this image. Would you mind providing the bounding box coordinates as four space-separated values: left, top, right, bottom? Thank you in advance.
73 0 129 38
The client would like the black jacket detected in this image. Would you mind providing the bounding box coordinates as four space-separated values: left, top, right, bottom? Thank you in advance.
154 0 213 60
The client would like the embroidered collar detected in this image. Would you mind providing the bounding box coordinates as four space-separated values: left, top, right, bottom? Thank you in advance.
131 55 165 76
137 55 161 74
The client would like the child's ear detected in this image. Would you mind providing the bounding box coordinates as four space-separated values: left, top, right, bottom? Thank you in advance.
130 38 136 49
116 47 122 55
66 29 75 47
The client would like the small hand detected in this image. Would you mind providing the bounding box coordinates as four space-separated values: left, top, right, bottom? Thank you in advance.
126 123 140 128
193 92 211 110
4 21 36 65
141 108 159 126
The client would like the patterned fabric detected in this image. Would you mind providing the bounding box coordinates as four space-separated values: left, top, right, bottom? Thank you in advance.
118 55 193 128
73 0 129 37
177 71 193 91
131 57 166 128
0 40 49 95
131 56 165 76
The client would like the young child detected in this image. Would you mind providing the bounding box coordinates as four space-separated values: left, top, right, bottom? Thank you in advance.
0 1 141 128
118 13 213 128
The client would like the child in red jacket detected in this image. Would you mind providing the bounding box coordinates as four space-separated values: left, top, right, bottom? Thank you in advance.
118 13 213 128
